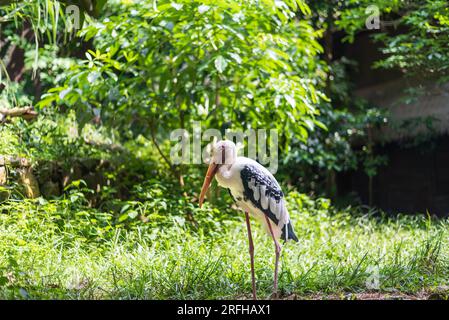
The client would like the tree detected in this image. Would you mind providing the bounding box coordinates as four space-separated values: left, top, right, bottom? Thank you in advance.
40 0 327 183
0 0 108 106
334 0 449 80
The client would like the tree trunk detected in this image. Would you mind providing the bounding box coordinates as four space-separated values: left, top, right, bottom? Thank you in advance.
19 167 40 198
326 170 337 200
0 165 7 185
324 6 334 96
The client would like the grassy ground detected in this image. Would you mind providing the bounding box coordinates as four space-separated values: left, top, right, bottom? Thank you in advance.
0 190 448 300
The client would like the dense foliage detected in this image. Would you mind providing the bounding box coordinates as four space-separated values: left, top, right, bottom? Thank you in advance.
337 0 449 80
39 0 326 151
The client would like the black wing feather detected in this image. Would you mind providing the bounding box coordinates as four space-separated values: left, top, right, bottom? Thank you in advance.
240 164 298 242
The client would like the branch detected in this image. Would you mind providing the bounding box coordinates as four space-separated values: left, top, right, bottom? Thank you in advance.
0 106 38 123
0 156 31 167
149 123 174 171
83 138 128 154
148 120 186 186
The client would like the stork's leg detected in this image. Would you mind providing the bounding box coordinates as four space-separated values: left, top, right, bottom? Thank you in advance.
264 215 281 298
244 211 257 300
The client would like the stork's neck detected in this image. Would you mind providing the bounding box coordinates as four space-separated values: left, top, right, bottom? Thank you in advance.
218 163 233 180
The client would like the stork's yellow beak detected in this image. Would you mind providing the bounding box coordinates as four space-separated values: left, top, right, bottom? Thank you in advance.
199 161 218 208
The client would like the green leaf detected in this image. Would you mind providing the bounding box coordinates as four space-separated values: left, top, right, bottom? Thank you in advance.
128 211 139 219
87 71 101 83
171 2 183 10
198 4 210 14
118 213 129 222
214 56 228 73
120 204 131 214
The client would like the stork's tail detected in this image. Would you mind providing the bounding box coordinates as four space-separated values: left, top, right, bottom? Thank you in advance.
281 222 298 243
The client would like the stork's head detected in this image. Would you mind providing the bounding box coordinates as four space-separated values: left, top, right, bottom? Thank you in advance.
199 140 237 208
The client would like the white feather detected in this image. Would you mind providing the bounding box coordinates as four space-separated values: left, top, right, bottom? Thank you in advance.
215 156 290 240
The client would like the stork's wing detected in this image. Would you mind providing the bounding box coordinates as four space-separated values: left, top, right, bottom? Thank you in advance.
240 164 298 242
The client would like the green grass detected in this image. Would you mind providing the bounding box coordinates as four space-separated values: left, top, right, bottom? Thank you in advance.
0 191 448 299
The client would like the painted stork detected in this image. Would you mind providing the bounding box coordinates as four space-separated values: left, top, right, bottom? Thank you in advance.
199 140 298 299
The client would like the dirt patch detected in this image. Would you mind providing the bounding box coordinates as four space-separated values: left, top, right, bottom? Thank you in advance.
236 287 449 300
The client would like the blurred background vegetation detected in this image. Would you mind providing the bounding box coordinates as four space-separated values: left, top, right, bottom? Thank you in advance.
1 0 449 299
